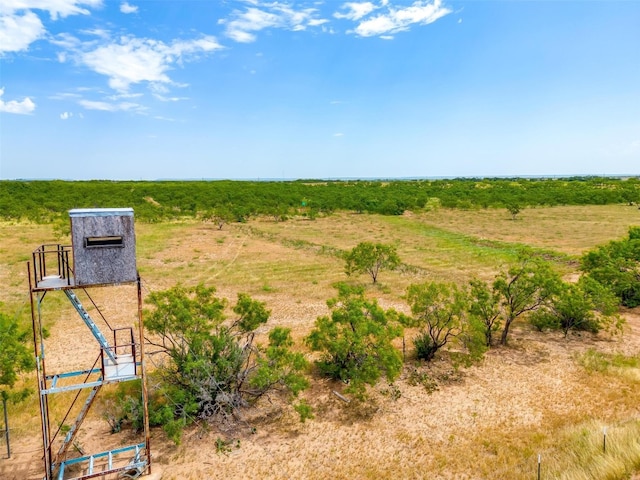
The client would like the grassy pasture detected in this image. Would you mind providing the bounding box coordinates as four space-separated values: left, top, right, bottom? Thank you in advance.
1 204 640 479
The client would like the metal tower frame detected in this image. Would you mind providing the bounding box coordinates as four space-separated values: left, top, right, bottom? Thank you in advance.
28 244 151 480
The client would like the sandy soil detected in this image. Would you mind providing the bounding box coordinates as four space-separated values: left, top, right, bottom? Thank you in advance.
2 212 640 480
3 308 639 480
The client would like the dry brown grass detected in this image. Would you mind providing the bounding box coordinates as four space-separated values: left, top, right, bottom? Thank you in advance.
1 205 640 479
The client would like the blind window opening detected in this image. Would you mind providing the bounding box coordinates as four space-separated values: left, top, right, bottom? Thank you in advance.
85 236 124 248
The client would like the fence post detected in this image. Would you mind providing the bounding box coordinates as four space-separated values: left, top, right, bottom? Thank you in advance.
537 453 541 480
2 396 10 458
603 427 608 453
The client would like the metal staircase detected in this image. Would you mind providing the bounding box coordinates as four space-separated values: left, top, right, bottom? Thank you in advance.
39 290 142 478
30 272 150 479
64 290 117 364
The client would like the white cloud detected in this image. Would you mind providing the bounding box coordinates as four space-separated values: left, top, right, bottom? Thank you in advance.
333 132 344 137
60 111 72 119
107 92 143 100
149 83 169 95
349 0 451 37
308 18 328 26
81 39 170 91
222 8 282 43
321 25 336 34
221 4 326 43
166 36 222 56
334 2 377 21
0 88 36 114
0 10 44 53
80 28 110 38
153 94 188 102
353 14 394 36
0 0 100 54
49 92 82 100
0 0 101 20
78 99 142 112
78 35 223 92
120 2 137 14
148 81 187 101
50 32 83 50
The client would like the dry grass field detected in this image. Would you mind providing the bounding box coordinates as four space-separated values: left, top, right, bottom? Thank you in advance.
2 204 640 479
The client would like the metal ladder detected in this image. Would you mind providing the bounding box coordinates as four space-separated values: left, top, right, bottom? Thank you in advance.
64 290 117 364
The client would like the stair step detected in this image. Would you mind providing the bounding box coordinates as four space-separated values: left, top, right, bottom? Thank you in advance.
104 354 136 379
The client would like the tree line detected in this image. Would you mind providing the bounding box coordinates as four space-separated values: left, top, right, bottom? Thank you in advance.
1 177 639 223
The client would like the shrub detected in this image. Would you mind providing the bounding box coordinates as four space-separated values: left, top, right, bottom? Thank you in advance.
305 283 403 399
136 284 309 442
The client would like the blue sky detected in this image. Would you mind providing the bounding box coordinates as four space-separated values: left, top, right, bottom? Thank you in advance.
0 0 639 180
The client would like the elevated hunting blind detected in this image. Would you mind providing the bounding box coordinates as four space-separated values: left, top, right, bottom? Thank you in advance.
69 208 137 286
28 207 151 480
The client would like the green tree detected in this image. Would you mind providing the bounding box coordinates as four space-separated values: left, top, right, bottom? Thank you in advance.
530 277 623 337
581 226 640 307
402 282 468 361
468 278 502 347
0 311 35 458
344 242 401 284
201 205 235 230
506 203 522 220
494 252 562 345
305 283 403 399
143 284 309 441
378 198 405 215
